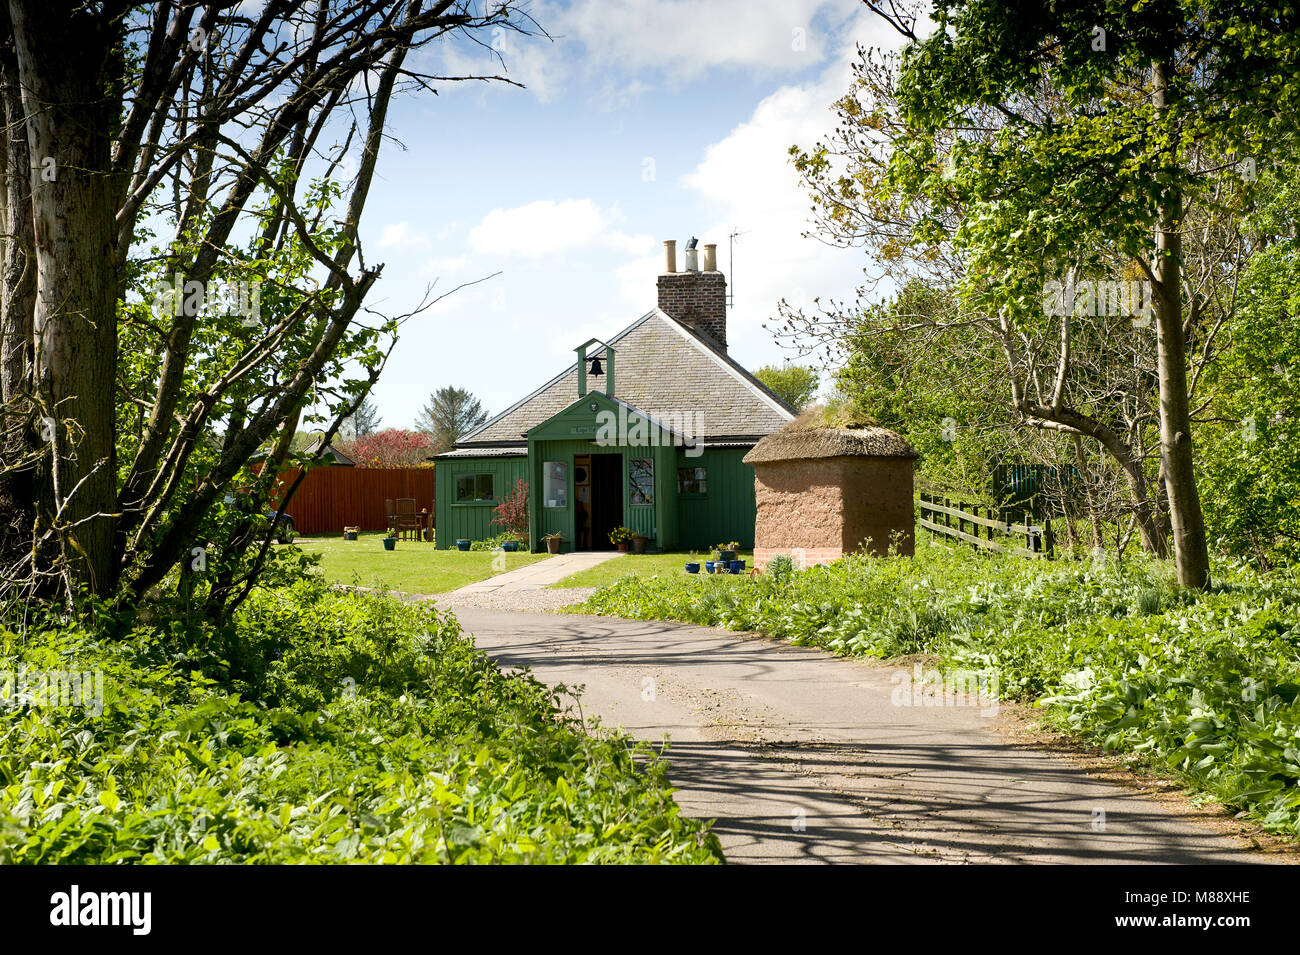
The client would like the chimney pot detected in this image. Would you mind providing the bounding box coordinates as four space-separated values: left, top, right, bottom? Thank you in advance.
656 235 728 352
663 240 677 273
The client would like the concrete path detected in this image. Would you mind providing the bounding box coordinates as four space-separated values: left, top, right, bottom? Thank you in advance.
444 551 622 598
456 608 1278 865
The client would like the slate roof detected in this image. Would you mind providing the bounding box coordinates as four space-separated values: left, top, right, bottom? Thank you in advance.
433 446 526 458
302 437 356 466
454 309 796 449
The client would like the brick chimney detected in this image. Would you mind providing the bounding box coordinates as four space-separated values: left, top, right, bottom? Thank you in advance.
657 237 727 351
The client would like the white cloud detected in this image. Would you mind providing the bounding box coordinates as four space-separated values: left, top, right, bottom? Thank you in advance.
418 0 860 105
601 231 656 256
559 0 858 80
425 11 568 104
467 198 652 259
378 221 430 250
420 254 469 278
616 9 907 363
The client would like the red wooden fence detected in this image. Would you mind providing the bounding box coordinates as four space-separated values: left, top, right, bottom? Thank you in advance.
273 467 437 535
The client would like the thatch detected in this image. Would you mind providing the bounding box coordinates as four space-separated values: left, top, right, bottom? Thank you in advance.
743 424 917 464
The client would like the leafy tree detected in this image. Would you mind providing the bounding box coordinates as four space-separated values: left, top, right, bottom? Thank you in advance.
0 1 535 613
753 364 820 410
1197 156 1300 566
416 386 488 451
788 49 1170 556
790 0 1300 587
344 397 383 438
337 429 434 469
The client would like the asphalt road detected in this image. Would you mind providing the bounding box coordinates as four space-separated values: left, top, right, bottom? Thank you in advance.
455 607 1274 865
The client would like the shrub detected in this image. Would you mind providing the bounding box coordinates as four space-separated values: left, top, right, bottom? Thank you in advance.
0 580 721 863
765 554 794 581
469 532 524 551
490 479 529 541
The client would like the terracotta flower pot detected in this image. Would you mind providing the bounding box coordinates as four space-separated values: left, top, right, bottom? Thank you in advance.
617 542 628 553
632 535 648 554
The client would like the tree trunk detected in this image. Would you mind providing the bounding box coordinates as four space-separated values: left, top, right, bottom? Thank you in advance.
1152 59 1210 589
10 0 119 594
0 13 38 563
1071 435 1106 550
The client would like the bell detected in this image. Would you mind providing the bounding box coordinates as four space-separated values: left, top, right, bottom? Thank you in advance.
588 356 603 376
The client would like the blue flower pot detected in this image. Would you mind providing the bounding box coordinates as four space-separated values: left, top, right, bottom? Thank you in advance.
730 559 746 574
684 562 700 574
382 537 396 551
456 539 471 551
502 541 519 552
704 561 717 574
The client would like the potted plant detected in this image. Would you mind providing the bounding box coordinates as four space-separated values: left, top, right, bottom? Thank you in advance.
684 561 700 574
382 535 397 551
542 531 565 555
729 559 746 574
343 525 359 541
631 533 649 554
713 541 739 562
502 539 520 552
455 538 471 551
704 560 718 574
609 526 634 553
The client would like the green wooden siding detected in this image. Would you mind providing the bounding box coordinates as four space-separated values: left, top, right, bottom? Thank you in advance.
532 438 594 552
434 456 528 549
439 393 760 553
675 447 757 549
654 442 678 550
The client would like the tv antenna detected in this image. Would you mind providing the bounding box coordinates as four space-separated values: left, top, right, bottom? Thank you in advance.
727 227 749 309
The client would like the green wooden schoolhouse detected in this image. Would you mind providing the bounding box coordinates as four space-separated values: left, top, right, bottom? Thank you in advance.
433 238 796 552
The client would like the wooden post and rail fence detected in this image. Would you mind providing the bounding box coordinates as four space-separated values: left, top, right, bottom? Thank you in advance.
918 491 1055 559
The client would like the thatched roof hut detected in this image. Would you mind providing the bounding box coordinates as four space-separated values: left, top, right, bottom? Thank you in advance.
743 426 917 465
744 418 917 568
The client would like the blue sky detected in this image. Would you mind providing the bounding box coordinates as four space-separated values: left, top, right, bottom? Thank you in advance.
348 0 904 431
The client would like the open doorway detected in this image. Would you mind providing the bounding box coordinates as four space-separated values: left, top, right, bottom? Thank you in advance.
584 453 623 551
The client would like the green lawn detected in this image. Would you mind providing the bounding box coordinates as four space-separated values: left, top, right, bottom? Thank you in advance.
294 533 549 594
550 550 755 588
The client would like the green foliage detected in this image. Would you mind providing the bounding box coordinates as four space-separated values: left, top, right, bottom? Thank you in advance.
578 545 1300 833
415 386 488 452
1197 160 1300 567
489 479 530 542
765 554 794 582
0 579 721 863
469 532 522 552
753 364 819 410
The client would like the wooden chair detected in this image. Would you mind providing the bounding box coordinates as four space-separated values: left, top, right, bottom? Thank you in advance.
394 497 422 541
